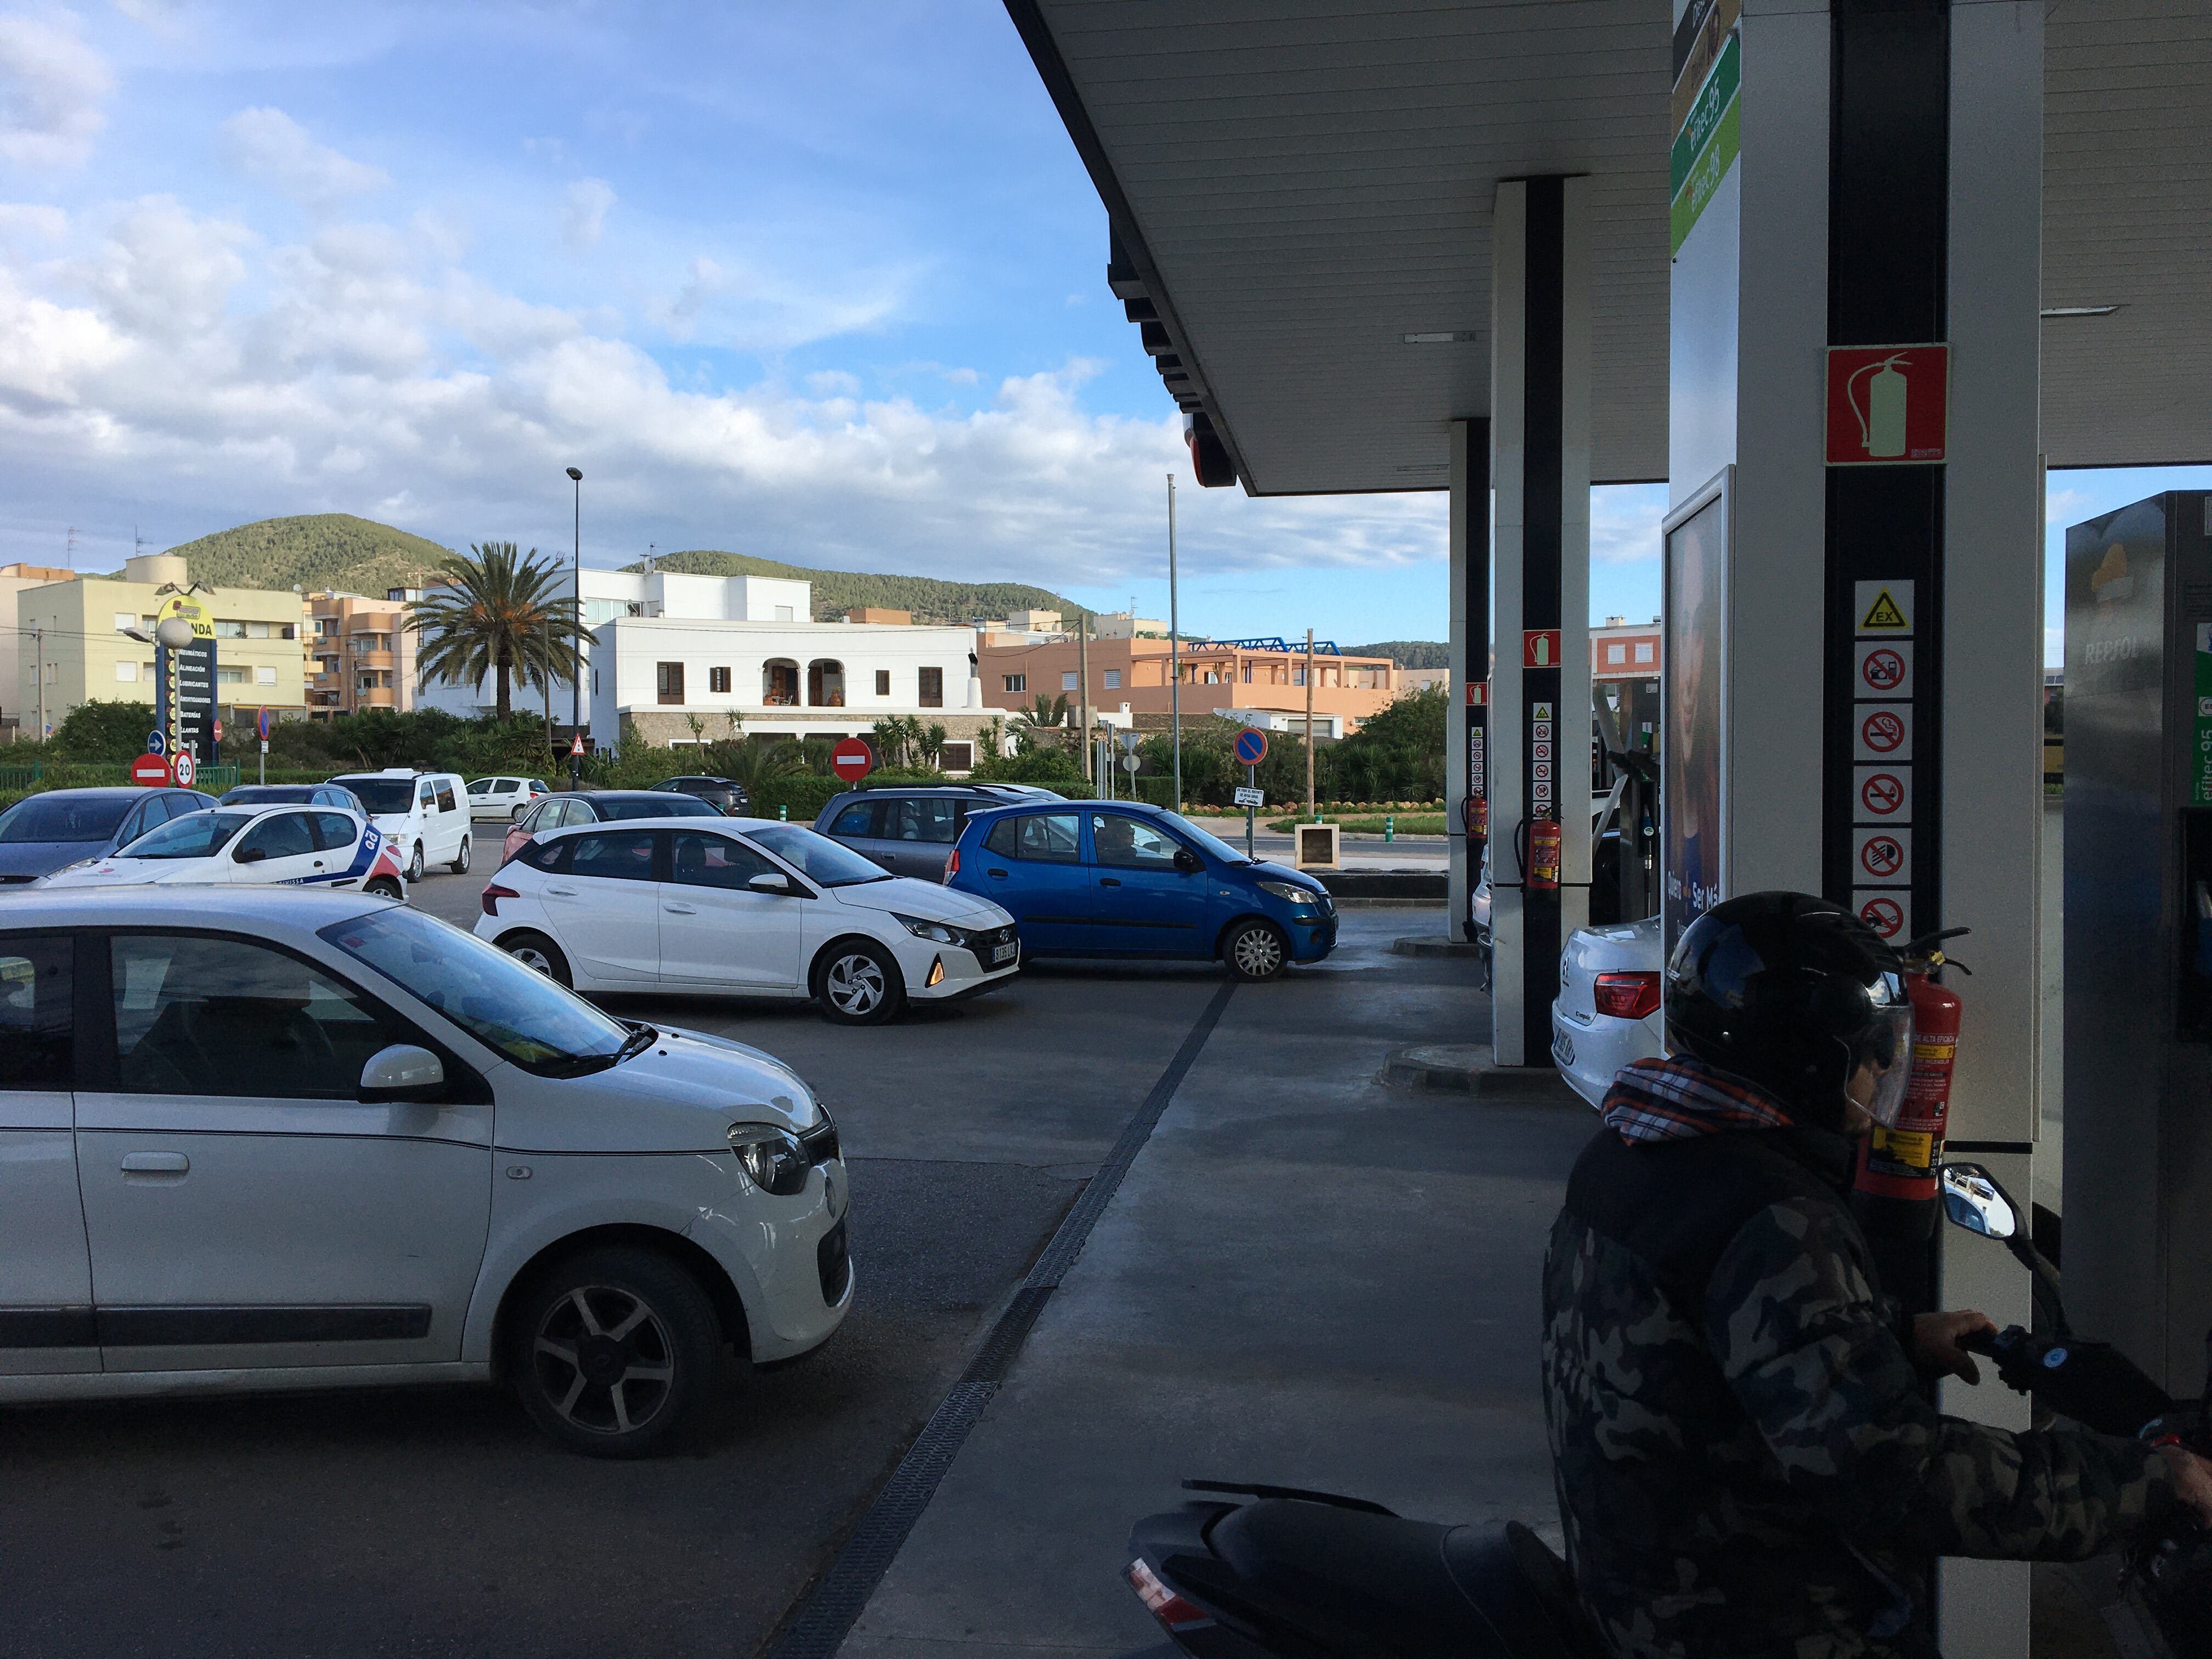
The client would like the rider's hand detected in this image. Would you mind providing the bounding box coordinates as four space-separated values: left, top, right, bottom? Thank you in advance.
2158 1447 2212 1528
1911 1310 1998 1385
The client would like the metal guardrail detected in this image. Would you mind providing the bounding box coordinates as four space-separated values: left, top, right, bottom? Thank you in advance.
0 760 241 792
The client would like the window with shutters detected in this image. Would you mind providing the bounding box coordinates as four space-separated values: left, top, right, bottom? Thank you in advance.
918 666 943 708
708 666 731 693
657 662 685 704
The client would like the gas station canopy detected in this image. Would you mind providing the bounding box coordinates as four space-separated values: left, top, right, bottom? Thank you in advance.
1007 1 2212 494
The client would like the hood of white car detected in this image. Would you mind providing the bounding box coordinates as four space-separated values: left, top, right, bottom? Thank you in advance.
828 877 1009 927
488 1022 823 1154
36 858 219 888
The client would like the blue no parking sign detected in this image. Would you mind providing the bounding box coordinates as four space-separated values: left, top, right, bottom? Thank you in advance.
1233 727 1269 766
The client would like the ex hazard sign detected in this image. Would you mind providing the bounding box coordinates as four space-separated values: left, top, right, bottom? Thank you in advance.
1826 344 1948 465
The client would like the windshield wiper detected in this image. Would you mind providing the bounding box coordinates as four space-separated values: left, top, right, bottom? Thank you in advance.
614 1023 657 1062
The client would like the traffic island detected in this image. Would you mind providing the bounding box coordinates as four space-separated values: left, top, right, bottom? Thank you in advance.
1381 1043 1584 1107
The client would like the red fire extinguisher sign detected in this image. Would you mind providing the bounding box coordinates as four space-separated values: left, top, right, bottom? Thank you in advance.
1825 344 1949 466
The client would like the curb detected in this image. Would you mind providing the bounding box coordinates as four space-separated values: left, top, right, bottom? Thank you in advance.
1389 934 1485 957
1315 870 1447 901
1381 1043 1585 1107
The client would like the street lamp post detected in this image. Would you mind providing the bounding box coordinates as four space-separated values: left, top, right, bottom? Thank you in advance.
566 466 583 786
1167 473 1181 812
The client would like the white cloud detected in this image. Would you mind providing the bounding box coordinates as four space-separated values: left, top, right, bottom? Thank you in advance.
1591 482 1667 564
561 177 613 249
0 200 66 242
0 15 112 168
220 106 388 209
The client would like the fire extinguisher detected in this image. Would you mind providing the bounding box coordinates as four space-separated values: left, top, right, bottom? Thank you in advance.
1854 928 1970 1201
1463 793 1488 840
1525 816 1562 891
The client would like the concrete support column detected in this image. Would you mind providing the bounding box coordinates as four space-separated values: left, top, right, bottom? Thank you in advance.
1668 3 2042 1651
1489 177 1592 1066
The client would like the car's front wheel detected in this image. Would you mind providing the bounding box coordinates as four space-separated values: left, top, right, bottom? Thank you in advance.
406 841 425 882
505 1247 723 1458
364 876 404 901
815 939 906 1025
1223 917 1291 982
450 836 471 875
501 930 572 987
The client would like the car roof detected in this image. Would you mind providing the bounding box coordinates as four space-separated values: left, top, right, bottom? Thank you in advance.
9 786 149 802
535 813 744 838
961 799 1161 826
570 790 708 803
0 884 388 930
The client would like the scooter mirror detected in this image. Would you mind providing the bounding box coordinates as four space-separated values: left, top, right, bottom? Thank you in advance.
1940 1162 2018 1241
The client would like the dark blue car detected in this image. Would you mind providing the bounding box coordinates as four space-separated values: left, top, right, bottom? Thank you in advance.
0 786 216 886
944 800 1335 980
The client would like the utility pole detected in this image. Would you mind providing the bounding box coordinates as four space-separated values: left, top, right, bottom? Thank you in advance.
566 467 583 785
1076 611 1092 783
1167 473 1182 812
1305 627 1316 817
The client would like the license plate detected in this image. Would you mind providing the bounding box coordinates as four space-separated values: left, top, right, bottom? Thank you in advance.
1552 1030 1576 1067
992 941 1018 964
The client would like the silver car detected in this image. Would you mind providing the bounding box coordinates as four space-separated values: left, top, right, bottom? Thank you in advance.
1550 914 1664 1107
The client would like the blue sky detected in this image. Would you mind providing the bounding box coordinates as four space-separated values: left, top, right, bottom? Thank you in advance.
0 3 2195 658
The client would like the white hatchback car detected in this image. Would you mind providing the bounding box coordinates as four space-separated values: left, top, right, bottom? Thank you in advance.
478 816 1020 1025
1550 914 1664 1108
0 887 850 1458
37 802 408 899
467 775 551 822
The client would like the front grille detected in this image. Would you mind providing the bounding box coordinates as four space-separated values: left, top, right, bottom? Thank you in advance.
816 1218 851 1304
970 923 1017 952
0 873 37 885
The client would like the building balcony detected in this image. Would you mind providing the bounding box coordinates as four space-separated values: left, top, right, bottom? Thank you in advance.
350 650 396 669
354 687 397 709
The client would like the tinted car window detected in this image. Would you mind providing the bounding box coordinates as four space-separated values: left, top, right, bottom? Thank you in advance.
435 783 459 813
0 935 71 1090
988 811 1080 863
598 796 717 821
568 830 659 881
308 812 359 852
0 795 134 844
672 832 776 890
1091 814 1185 870
886 798 960 843
342 778 417 814
109 933 398 1100
236 812 316 862
828 801 878 837
517 836 572 873
221 786 315 806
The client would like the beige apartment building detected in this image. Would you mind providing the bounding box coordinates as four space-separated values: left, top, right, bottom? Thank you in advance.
12 554 307 739
306 589 420 716
1 564 75 738
979 635 1398 731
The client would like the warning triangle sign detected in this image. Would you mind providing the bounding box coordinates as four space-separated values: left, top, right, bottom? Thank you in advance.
1860 589 1910 631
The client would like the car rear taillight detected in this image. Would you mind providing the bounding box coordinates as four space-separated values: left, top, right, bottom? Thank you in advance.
482 882 519 918
943 847 960 882
1593 970 1662 1020
1127 1558 1214 1633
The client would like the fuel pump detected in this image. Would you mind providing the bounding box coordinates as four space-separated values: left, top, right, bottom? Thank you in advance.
1853 928 1970 1313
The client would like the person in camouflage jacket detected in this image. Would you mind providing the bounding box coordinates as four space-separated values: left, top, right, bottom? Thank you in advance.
1542 893 2212 1658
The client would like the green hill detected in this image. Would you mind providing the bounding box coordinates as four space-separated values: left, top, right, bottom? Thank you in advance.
1346 639 1449 669
160 514 454 597
637 549 1082 625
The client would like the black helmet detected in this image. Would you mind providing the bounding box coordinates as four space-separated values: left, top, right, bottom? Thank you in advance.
1666 891 1909 1124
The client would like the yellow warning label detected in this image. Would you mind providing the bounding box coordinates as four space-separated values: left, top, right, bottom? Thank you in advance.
1871 1127 1934 1169
1861 589 1910 631
1911 1041 1955 1061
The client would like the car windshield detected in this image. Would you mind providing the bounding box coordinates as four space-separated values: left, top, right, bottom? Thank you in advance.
599 796 718 821
749 823 891 886
122 810 252 859
220 787 313 805
0 795 134 844
1154 810 1250 865
339 778 419 814
319 907 638 1076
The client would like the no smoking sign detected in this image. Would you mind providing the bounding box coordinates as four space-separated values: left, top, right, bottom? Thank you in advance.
1853 765 1911 823
1854 705 1914 762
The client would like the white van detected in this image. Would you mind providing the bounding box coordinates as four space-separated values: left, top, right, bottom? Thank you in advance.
328 770 473 879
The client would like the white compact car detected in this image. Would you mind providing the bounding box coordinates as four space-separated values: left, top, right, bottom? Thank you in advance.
0 887 850 1457
1551 913 1664 1108
467 775 551 822
37 802 408 899
478 816 1020 1025
328 770 473 881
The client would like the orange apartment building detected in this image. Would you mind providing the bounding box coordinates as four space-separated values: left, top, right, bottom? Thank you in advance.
978 635 1400 731
306 590 420 716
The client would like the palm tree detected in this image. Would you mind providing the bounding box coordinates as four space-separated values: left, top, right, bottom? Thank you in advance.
870 717 907 768
919 722 946 769
411 543 588 722
979 714 1006 760
1010 692 1070 754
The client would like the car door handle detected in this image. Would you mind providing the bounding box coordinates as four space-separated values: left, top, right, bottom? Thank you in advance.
664 902 697 915
987 868 1008 879
120 1152 189 1175
546 884 578 895
1098 877 1122 887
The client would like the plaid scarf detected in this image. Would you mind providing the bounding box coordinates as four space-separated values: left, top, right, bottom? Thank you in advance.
1600 1056 1795 1144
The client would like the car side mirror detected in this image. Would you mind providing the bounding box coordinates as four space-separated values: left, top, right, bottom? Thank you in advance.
360 1043 445 1104
1939 1161 2018 1240
235 846 267 864
749 871 795 895
1174 849 1203 874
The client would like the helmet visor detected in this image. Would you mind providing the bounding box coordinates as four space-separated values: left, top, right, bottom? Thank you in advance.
1856 1001 1916 1127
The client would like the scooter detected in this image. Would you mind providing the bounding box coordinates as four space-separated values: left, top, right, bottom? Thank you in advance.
1116 1162 2210 1659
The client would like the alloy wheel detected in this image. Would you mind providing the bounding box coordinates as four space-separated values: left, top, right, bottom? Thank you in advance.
529 1285 676 1438
510 943 556 975
1233 926 1285 978
825 953 886 1015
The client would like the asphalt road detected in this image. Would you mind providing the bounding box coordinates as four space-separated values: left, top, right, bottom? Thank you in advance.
3 831 1386 1658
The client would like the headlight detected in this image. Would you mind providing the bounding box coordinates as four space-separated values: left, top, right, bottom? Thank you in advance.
726 1124 811 1195
894 912 967 946
1256 879 1321 909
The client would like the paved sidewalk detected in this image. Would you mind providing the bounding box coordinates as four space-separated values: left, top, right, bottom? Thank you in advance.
836 912 1595 1658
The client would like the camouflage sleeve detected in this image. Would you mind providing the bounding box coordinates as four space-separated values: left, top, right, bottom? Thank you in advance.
1704 1198 2180 1561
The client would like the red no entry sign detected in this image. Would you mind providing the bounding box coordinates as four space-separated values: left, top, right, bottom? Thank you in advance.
830 737 875 781
129 752 169 787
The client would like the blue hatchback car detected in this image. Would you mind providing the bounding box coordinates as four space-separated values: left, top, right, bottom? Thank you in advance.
945 800 1336 979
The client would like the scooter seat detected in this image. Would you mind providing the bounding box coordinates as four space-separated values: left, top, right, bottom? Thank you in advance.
1208 1500 1598 1659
